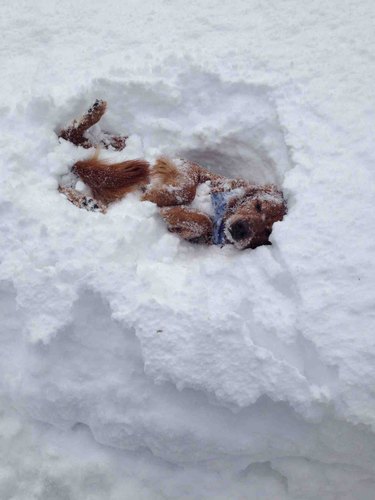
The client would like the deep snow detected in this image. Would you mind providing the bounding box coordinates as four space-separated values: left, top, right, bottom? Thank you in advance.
1 0 375 499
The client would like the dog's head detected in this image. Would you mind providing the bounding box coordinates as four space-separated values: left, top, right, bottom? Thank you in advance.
224 186 286 249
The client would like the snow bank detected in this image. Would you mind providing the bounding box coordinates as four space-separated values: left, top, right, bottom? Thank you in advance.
1 0 375 498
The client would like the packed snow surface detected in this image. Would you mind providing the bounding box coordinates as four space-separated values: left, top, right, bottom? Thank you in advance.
1 0 375 498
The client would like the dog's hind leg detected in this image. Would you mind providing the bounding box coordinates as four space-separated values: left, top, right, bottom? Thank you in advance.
143 158 200 207
58 187 107 213
59 100 127 151
59 100 107 148
160 206 213 244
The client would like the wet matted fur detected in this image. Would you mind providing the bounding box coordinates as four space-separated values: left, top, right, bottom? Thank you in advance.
58 101 287 250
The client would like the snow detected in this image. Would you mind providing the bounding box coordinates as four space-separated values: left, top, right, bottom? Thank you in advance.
1 0 375 498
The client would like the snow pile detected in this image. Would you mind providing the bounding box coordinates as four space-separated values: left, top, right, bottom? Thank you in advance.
1 0 375 498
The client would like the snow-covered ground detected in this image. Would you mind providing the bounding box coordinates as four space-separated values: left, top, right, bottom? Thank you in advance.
1 0 375 498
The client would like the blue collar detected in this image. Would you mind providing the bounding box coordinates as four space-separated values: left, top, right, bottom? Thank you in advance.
211 191 230 245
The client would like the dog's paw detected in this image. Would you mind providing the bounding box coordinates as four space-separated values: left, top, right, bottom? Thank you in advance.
87 99 107 119
100 133 128 151
160 206 213 243
58 187 107 213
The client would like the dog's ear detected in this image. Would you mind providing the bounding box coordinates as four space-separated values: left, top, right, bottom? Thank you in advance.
252 186 286 221
224 184 287 249
263 186 287 221
225 185 259 214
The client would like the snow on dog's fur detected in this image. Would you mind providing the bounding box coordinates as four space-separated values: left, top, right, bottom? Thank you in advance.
59 100 286 249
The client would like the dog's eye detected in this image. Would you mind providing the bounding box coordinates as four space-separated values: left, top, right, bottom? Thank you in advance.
255 201 262 212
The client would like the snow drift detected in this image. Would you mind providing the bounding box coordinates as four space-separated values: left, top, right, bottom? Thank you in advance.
1 1 375 498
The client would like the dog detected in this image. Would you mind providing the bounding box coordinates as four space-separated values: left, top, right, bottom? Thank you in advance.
58 100 286 250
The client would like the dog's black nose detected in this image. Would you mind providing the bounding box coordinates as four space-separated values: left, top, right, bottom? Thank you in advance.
229 220 252 241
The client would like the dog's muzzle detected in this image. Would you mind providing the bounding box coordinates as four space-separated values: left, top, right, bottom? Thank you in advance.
228 220 253 241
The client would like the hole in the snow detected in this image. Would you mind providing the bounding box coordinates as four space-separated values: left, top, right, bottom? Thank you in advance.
61 71 292 186
56 71 290 251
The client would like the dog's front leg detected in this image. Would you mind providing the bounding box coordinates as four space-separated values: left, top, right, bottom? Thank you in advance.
159 206 213 244
143 184 198 207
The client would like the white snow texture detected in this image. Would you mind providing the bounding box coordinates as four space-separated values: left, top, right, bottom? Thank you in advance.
1 1 375 499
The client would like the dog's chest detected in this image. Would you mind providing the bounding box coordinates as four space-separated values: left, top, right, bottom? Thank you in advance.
190 183 244 245
190 181 215 216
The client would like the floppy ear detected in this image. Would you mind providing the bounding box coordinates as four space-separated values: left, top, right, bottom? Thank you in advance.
268 198 287 222
225 186 259 214
260 188 287 225
248 185 287 215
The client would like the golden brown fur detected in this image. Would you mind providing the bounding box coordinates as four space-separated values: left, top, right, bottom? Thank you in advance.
160 206 213 244
72 156 150 204
59 99 127 150
59 100 287 250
